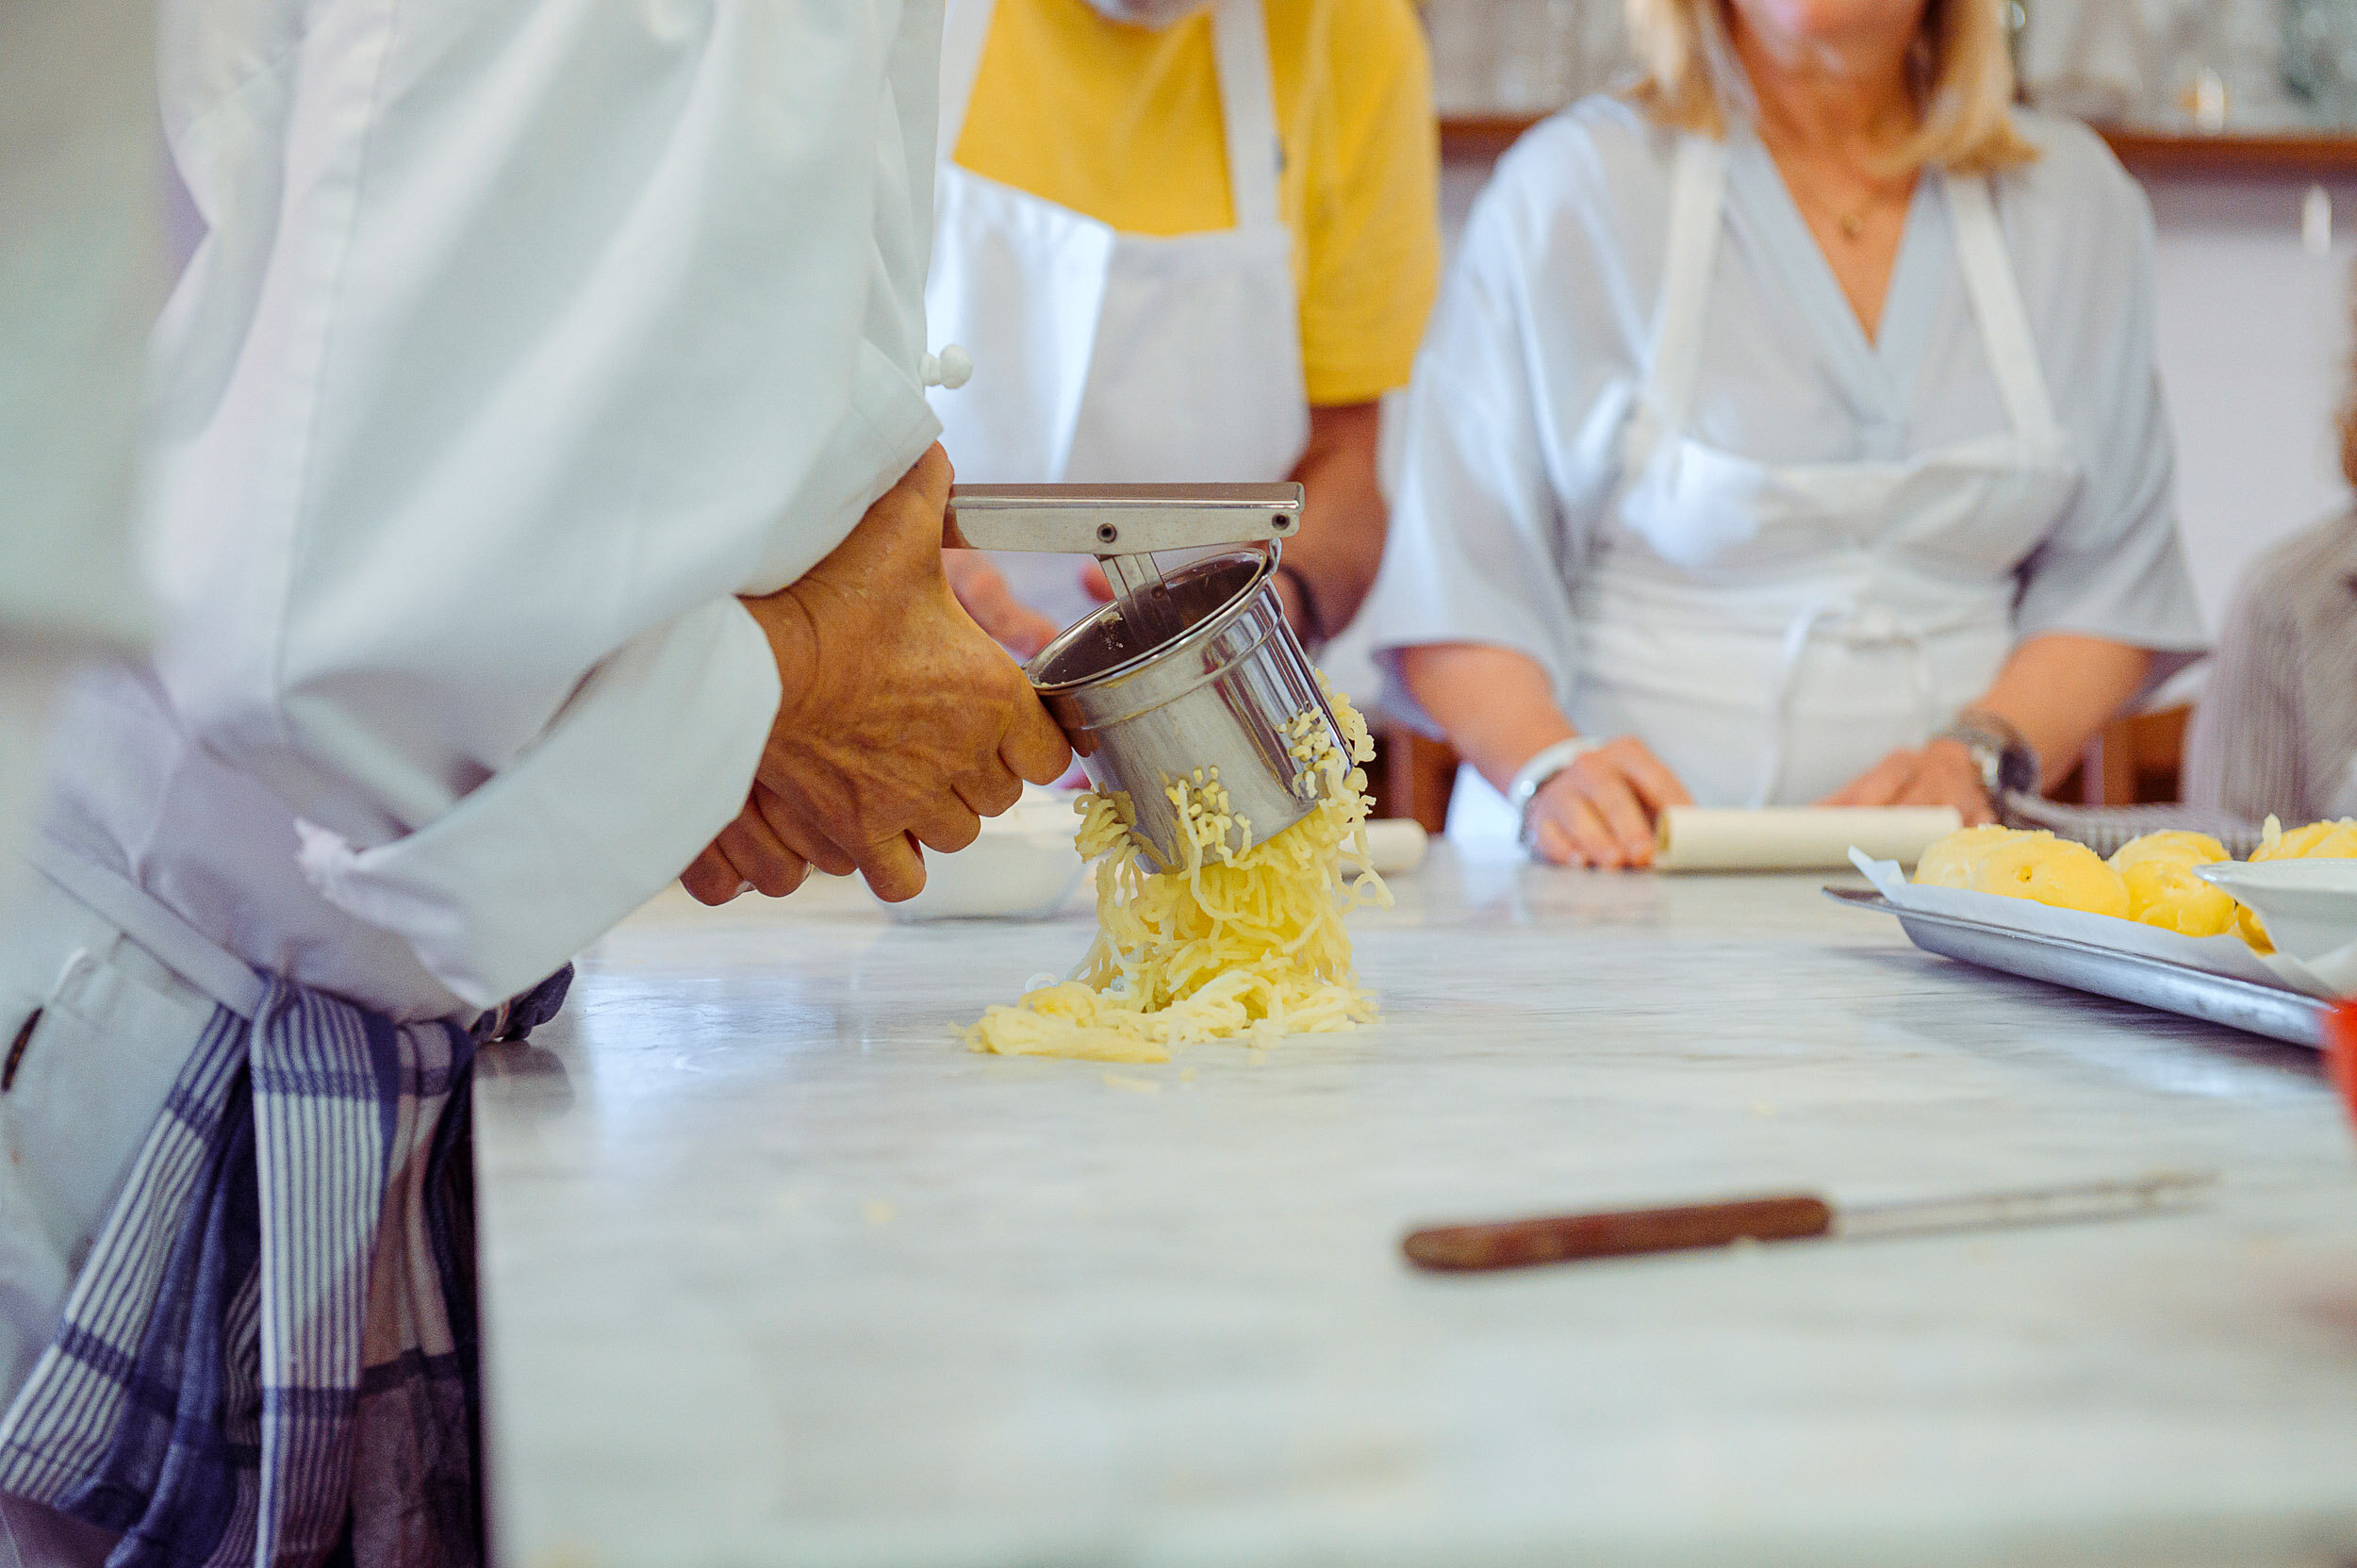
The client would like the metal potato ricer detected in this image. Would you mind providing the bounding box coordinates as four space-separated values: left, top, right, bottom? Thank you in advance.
946 483 1345 870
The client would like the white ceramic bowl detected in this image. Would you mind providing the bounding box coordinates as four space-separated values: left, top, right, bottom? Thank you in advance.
2196 859 2357 962
1360 817 1429 875
871 789 1087 922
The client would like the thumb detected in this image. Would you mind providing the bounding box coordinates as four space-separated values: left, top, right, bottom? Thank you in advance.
1002 687 1075 785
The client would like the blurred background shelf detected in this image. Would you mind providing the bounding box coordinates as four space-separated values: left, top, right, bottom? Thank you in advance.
1439 115 2357 177
2098 126 2357 175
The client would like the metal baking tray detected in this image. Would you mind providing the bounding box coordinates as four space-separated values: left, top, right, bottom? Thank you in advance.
1825 886 2328 1048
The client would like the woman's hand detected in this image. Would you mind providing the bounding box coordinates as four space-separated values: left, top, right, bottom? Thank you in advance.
1821 738 1995 824
1525 736 1693 868
946 550 1062 659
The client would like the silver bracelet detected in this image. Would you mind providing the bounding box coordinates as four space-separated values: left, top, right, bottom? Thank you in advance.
1508 737 1607 851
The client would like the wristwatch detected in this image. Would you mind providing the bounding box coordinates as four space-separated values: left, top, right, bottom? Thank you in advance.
1934 711 2040 805
1508 737 1607 850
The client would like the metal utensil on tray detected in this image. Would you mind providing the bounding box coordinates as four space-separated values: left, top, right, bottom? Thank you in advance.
2001 793 2265 859
947 484 1341 870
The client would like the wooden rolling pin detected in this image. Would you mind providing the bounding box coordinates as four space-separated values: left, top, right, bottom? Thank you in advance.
1402 1171 2216 1273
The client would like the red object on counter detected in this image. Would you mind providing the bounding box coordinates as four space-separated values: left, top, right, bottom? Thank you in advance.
2329 1001 2357 1131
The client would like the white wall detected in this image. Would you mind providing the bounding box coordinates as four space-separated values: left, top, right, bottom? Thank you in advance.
1434 152 2357 635
2147 173 2357 630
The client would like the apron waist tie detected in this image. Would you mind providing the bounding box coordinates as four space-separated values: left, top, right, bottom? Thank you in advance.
23 830 267 1020
20 831 569 1037
1756 602 1940 808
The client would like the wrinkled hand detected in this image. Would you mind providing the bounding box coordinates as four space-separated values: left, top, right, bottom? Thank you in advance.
679 783 816 906
946 549 1062 659
1525 736 1692 869
1820 738 1996 824
683 446 1071 905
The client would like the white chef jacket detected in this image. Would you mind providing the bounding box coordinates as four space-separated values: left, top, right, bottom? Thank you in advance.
39 0 948 1019
1364 98 2205 763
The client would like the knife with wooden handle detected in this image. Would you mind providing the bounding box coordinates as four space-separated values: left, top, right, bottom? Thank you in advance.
1402 1170 2217 1273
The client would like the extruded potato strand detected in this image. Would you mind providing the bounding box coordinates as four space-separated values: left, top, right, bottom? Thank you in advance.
965 682 1393 1064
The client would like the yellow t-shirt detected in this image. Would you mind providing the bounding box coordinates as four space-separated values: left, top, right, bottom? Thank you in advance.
951 0 1442 407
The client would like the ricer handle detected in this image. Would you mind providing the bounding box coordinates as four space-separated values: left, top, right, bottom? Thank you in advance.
945 483 1303 556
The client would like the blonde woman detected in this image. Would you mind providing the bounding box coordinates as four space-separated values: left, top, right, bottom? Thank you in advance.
1362 0 2204 866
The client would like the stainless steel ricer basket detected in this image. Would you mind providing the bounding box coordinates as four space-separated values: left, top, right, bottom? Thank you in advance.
948 482 1346 870
1026 548 1343 870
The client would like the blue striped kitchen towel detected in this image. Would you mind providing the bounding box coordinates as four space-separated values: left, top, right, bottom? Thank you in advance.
0 975 492 1568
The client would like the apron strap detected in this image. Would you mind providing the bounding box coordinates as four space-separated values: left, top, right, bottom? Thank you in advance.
1210 0 1281 230
938 0 997 160
23 831 267 1020
1755 602 1938 808
1944 173 2062 444
1633 133 1727 467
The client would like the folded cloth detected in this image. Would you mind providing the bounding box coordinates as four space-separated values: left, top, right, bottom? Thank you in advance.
0 969 507 1567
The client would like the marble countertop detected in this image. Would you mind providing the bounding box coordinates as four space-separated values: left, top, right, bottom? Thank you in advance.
472 848 2357 1568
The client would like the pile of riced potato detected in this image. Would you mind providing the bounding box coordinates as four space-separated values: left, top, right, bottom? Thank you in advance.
1914 817 2357 953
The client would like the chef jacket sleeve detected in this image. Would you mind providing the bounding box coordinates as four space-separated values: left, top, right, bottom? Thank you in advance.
148 0 946 1009
2008 138 2206 659
2183 552 2305 823
2182 520 2357 824
1360 137 1618 735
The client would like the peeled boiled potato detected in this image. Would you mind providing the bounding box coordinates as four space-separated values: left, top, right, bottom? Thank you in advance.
1914 825 2042 888
2252 817 2357 862
2108 830 2234 937
1967 834 2131 918
2235 816 2357 950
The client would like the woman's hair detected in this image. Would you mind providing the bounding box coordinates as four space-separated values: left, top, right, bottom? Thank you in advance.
1624 0 2040 175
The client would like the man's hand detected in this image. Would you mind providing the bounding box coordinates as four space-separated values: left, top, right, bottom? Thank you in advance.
1525 736 1692 869
701 446 1071 903
945 549 1062 659
680 790 812 905
1821 738 1996 824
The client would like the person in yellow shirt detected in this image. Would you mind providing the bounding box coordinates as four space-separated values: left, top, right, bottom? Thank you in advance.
929 0 1442 654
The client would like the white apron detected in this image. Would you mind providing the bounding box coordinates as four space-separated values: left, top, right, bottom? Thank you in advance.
926 0 1310 632
1450 133 2083 843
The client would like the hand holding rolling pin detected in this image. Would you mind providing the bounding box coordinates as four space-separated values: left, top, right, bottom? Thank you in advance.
1819 737 1997 823
681 446 1073 905
1525 737 1693 870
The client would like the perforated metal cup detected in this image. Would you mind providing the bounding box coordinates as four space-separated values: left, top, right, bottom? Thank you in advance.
1027 549 1343 871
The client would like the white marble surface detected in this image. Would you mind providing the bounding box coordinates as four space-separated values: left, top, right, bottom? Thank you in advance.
472 848 2357 1568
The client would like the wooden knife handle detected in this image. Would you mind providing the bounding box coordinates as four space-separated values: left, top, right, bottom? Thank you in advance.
1402 1195 1834 1273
